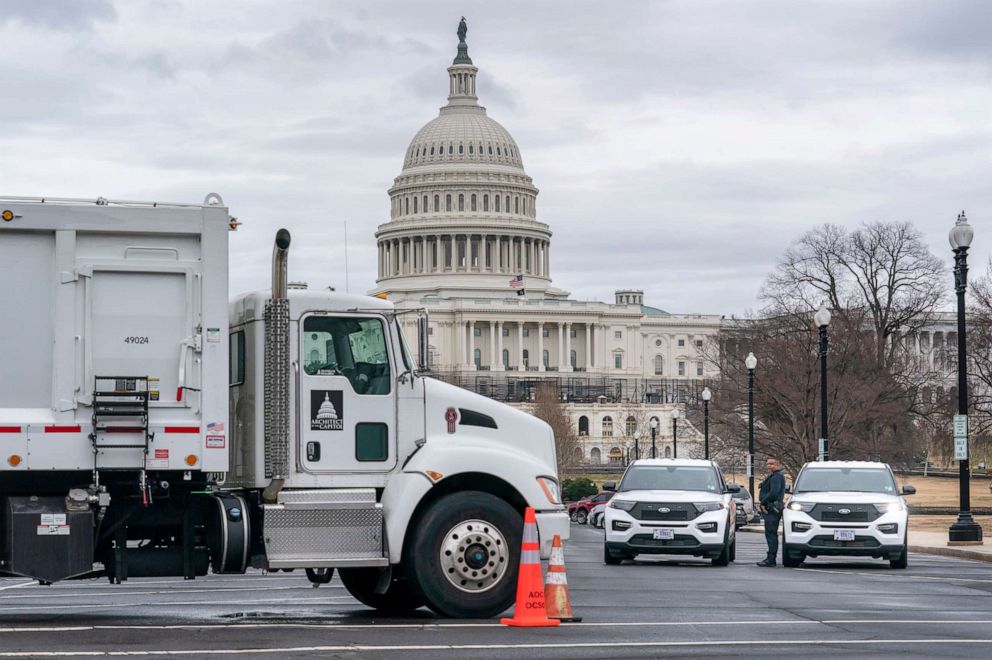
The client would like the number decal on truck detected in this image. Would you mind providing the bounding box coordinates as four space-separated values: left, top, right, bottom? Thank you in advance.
124 337 149 344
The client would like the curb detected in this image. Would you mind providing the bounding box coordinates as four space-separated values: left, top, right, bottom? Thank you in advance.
909 544 992 563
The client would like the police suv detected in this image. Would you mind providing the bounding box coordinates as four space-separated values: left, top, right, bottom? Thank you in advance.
782 461 915 569
603 459 738 566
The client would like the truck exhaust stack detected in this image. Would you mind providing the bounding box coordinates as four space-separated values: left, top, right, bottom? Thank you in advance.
262 229 291 503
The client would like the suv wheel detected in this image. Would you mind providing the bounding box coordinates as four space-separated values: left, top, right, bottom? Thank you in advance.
711 529 731 566
729 539 736 562
782 534 804 567
576 509 588 525
604 544 623 565
890 536 908 569
569 510 578 523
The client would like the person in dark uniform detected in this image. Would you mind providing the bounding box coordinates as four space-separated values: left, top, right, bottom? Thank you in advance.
757 458 786 567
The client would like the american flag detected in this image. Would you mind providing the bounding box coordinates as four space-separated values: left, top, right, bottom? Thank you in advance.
509 274 524 289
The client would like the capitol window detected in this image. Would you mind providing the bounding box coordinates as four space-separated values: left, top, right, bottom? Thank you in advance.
488 145 493 155
678 339 685 347
469 144 474 154
570 350 577 368
505 195 510 213
515 196 519 214
458 194 465 211
522 349 530 366
602 416 613 437
523 329 530 337
473 327 481 337
459 143 464 154
413 197 418 213
430 146 435 155
494 195 500 212
405 197 409 214
496 146 501 156
614 330 622 339
448 144 453 155
446 194 452 212
483 194 489 211
678 361 686 376
502 349 509 367
614 352 623 369
502 327 509 337
422 195 427 213
654 355 664 375
471 194 477 211
542 327 549 338
434 194 439 211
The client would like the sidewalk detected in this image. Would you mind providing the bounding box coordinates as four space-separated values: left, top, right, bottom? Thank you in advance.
908 530 992 563
739 525 992 563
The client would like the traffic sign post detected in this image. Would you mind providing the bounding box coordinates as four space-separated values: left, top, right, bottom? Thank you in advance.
818 438 826 461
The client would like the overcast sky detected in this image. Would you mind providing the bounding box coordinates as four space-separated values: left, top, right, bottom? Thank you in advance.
2 0 989 315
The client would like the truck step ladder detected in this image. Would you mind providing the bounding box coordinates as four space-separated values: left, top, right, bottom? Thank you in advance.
89 376 154 454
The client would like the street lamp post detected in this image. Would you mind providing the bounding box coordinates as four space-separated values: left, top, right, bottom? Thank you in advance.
701 387 712 460
650 417 658 459
671 409 679 459
814 303 831 461
948 211 983 544
633 430 641 461
745 352 758 496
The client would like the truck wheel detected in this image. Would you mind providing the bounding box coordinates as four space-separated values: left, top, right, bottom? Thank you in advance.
576 509 588 524
406 491 521 618
338 568 426 614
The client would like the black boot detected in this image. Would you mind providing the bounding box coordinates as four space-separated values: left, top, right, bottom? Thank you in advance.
756 558 776 567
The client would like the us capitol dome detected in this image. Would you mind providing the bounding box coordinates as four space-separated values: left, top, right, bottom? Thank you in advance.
371 18 562 300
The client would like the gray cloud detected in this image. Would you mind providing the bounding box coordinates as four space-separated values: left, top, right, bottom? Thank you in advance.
2 0 989 316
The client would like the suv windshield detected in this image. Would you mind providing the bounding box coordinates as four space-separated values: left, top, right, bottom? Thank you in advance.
619 465 721 493
794 467 897 494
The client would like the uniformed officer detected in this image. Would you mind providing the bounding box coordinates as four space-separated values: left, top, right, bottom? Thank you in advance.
756 457 786 567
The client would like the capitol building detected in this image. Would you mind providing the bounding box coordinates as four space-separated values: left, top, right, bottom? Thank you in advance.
371 21 721 465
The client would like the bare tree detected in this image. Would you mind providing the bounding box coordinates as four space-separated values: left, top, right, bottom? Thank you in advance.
531 381 582 476
762 221 946 366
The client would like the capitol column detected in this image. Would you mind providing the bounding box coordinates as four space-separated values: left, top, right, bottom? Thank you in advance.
564 322 572 371
538 321 545 372
490 321 497 368
495 321 504 371
517 322 524 370
467 320 475 368
558 322 565 370
585 322 592 369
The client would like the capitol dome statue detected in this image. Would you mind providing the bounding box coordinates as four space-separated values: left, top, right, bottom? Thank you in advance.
371 18 560 301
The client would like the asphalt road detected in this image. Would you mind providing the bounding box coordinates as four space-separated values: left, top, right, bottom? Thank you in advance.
2 524 992 658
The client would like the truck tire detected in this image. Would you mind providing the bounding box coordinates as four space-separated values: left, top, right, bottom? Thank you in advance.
338 568 426 614
406 491 521 618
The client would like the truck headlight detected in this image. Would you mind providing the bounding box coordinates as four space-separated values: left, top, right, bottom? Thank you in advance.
693 502 725 512
609 499 637 511
788 501 815 512
536 477 561 504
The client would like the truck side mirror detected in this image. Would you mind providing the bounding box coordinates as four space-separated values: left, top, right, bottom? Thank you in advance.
902 485 916 495
602 481 616 492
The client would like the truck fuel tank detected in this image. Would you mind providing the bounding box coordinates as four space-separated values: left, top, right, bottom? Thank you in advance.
2 496 94 583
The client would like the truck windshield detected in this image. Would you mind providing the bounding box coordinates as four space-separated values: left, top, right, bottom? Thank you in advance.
619 465 721 493
794 468 897 494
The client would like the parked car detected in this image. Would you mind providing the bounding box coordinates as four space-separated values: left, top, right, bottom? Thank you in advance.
569 491 613 524
603 458 738 566
589 502 607 528
782 460 915 569
729 484 757 526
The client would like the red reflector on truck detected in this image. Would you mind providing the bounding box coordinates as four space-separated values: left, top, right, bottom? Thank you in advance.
44 425 81 433
164 426 200 434
0 426 21 433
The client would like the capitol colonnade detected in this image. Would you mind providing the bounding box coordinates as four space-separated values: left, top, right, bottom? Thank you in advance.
377 235 550 278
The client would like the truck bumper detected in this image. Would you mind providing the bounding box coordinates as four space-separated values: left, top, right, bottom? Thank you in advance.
535 510 570 559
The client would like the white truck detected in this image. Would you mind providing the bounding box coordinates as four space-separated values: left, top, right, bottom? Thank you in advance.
0 195 568 618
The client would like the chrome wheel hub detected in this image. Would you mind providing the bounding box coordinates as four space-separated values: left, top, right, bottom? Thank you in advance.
439 519 510 593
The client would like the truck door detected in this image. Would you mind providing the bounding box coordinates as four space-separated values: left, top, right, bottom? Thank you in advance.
298 313 397 472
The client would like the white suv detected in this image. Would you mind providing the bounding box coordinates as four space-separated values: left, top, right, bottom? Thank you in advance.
603 459 738 566
782 461 915 569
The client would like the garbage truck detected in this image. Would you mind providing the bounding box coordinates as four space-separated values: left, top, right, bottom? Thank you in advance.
0 194 568 618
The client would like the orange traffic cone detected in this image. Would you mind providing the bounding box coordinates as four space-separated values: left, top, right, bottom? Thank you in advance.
500 507 560 627
545 534 581 622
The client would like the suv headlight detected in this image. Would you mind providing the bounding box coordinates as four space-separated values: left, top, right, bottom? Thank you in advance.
693 502 725 512
536 477 561 504
609 499 637 511
873 501 904 514
787 501 815 512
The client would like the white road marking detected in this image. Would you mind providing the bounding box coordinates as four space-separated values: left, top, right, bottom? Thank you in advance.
0 596 355 612
1 638 991 656
795 567 992 583
3 618 992 633
0 585 317 601
0 581 33 592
